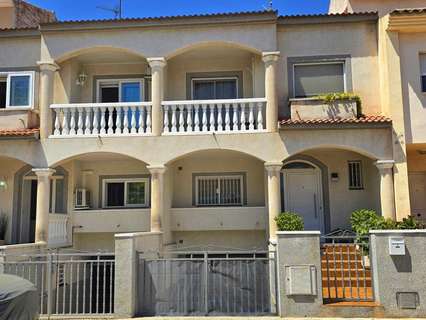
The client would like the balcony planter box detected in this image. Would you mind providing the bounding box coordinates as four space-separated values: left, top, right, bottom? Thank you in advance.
290 98 359 121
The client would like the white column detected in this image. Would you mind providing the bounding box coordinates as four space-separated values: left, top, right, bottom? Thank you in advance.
265 162 282 245
147 58 167 136
33 168 55 243
37 61 59 139
147 165 167 232
375 160 396 220
262 52 280 133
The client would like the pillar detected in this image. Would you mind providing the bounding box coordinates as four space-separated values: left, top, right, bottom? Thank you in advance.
37 61 59 139
265 162 282 245
147 57 167 136
147 165 167 232
262 52 280 133
33 168 55 243
375 160 396 220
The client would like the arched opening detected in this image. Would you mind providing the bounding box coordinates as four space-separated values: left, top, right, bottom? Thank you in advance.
53 152 152 251
13 165 68 244
167 149 267 251
282 148 381 233
55 47 149 105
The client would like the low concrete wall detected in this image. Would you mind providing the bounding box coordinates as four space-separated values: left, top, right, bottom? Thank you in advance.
276 231 322 317
114 231 163 318
370 230 426 317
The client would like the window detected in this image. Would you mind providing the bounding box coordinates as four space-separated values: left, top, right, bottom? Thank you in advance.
293 62 345 98
420 53 426 92
348 161 363 190
102 178 149 208
195 174 245 206
49 177 66 214
192 77 238 100
97 79 144 103
0 72 34 108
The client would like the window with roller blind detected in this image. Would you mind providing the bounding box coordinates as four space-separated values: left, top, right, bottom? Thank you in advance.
293 62 345 98
420 53 426 93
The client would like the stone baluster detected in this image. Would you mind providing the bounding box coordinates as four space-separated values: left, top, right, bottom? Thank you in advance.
107 107 114 135
208 104 215 131
171 105 177 132
84 108 92 135
53 109 61 136
139 106 145 134
76 108 83 135
130 106 137 134
146 106 152 133
100 107 107 134
186 105 193 132
202 104 208 132
232 103 239 131
92 108 99 135
240 103 246 131
224 104 231 131
248 102 255 131
194 104 200 132
178 106 184 132
217 103 223 132
163 105 170 133
116 107 122 134
257 102 264 130
122 107 129 134
69 109 76 135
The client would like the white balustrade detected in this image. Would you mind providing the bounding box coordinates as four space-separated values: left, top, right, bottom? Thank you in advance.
162 98 266 134
50 102 153 137
48 214 69 247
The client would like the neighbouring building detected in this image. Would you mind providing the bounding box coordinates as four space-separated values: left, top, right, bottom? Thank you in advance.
0 0 423 253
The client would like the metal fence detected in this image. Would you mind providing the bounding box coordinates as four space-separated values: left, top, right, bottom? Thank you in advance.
321 236 374 303
0 252 115 317
138 251 277 316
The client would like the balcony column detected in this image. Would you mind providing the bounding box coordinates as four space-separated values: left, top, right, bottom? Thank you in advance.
147 165 167 233
265 162 282 245
37 61 59 139
375 160 396 220
147 58 167 136
262 51 280 133
32 168 55 243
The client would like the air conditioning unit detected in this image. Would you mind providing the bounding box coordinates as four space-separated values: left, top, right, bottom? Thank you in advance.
74 188 90 210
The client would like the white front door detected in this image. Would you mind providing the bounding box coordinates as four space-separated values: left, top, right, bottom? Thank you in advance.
283 168 323 232
409 172 426 222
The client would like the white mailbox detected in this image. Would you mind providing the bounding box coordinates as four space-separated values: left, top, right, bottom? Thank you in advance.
389 236 405 255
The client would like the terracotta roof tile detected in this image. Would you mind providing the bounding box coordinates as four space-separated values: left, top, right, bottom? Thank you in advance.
391 8 426 15
279 115 391 126
0 128 40 137
278 11 377 18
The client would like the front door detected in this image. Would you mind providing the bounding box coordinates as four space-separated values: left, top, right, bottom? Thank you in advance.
409 172 426 222
20 179 37 243
283 168 323 232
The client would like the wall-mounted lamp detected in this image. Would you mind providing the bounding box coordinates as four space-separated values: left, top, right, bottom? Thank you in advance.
76 71 88 86
0 177 8 190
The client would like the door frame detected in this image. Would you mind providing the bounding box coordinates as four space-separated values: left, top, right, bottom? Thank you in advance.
282 160 325 233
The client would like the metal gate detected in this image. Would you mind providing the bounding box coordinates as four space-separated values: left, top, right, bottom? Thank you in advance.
321 236 374 303
138 250 277 316
0 252 115 317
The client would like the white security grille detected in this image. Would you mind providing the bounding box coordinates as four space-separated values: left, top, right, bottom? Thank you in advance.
348 161 363 190
195 175 244 206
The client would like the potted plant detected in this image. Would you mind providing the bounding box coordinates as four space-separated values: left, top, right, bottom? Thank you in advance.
275 211 304 231
0 213 8 245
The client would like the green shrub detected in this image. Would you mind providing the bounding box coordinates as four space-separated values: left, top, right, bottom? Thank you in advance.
350 209 424 236
275 212 304 231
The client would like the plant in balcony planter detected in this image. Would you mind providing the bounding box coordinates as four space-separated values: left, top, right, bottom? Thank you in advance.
275 211 304 231
317 92 363 117
0 213 8 245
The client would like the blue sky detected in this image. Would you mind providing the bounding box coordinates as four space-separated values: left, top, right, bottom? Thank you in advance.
29 0 329 21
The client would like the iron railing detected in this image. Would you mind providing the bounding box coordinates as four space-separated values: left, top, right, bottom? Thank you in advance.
321 236 374 303
0 252 115 317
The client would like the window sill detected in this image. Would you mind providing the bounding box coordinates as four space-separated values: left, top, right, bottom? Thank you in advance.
0 107 33 112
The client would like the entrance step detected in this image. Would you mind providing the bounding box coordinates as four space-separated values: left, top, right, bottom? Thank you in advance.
320 301 384 318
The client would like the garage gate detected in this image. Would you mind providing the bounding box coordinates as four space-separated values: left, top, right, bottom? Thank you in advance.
137 250 277 316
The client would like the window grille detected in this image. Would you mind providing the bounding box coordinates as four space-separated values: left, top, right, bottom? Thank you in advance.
195 174 244 206
348 161 363 190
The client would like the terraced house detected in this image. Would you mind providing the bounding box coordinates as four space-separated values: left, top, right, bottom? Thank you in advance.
2 0 426 317
0 0 424 258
